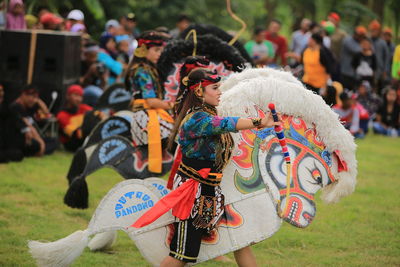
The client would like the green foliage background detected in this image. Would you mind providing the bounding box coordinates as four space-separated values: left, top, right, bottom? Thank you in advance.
20 0 400 42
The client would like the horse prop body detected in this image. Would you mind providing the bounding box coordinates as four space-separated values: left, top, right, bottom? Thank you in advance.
29 68 357 266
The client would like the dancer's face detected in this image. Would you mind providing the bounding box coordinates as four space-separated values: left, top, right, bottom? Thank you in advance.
203 82 222 106
146 46 163 64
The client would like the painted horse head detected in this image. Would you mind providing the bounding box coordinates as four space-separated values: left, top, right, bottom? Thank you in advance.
231 111 337 227
218 68 357 228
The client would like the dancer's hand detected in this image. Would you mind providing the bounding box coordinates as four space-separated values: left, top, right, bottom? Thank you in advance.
260 112 282 128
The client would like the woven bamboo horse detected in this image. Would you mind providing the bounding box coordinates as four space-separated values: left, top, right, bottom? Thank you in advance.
29 68 357 266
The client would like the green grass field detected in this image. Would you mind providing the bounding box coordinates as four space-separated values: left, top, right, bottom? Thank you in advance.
0 134 399 266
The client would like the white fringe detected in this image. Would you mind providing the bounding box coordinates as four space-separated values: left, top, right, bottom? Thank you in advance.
28 230 90 267
220 67 301 92
88 231 117 251
219 68 357 203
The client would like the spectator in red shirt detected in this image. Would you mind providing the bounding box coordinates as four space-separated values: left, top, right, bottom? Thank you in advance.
57 85 92 152
265 19 288 66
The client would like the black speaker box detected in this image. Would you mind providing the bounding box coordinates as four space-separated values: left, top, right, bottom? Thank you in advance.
0 30 81 112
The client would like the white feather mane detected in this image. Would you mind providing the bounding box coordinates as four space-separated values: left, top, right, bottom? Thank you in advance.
218 68 357 204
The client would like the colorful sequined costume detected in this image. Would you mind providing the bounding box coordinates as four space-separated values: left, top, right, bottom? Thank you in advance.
126 33 174 173
133 103 239 262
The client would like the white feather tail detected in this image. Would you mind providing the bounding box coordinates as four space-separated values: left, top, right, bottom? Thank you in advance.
88 231 117 251
28 230 89 267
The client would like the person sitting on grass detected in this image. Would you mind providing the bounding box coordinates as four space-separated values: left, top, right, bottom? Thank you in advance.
373 87 400 137
333 91 364 138
56 85 93 152
7 85 48 157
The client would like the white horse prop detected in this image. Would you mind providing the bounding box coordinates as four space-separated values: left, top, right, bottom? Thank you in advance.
28 68 357 266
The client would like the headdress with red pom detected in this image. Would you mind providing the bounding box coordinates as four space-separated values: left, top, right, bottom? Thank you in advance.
134 31 167 58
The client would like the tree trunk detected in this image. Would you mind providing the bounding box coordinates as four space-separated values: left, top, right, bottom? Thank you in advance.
264 0 278 26
372 0 385 20
309 2 316 21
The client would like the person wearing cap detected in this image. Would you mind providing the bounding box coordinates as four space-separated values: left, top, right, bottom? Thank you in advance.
382 27 395 81
67 9 84 22
327 12 347 61
120 12 140 38
105 19 120 36
40 12 63 30
368 20 390 92
56 85 92 152
128 13 140 37
7 85 49 157
66 9 84 32
119 13 139 57
340 26 366 91
320 20 336 49
99 19 120 49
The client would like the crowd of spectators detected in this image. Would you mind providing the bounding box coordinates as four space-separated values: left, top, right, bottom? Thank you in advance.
1 1 399 163
245 13 400 139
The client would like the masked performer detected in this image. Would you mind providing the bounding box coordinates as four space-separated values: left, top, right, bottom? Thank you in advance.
125 31 174 173
132 68 281 266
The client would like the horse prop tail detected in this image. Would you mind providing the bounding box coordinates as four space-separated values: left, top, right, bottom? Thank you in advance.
28 230 90 267
29 178 172 267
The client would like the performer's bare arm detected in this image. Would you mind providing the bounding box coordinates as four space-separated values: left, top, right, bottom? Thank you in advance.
146 98 173 110
236 112 281 131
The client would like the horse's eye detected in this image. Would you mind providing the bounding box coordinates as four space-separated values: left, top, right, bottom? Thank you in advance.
311 169 323 185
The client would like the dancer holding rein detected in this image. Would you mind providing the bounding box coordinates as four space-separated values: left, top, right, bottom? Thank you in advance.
132 64 281 266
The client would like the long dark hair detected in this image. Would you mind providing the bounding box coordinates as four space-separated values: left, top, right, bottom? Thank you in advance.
168 68 212 149
173 56 210 113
